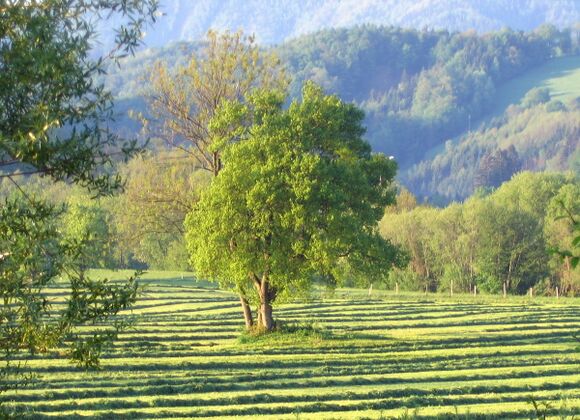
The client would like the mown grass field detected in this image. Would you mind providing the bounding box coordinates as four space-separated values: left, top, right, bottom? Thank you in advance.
3 271 580 419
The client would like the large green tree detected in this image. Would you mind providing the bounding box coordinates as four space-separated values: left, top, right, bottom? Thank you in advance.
186 83 404 331
0 0 158 391
145 30 287 322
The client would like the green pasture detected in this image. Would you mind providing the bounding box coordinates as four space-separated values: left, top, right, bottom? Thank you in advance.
420 54 580 162
3 271 579 419
492 55 580 115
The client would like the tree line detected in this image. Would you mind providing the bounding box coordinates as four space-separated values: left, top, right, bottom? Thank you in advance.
380 172 579 296
5 163 577 298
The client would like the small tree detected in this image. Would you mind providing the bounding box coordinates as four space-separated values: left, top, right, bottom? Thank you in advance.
521 87 551 108
145 30 287 175
474 146 522 190
185 83 404 331
468 198 549 293
114 150 210 269
62 195 117 269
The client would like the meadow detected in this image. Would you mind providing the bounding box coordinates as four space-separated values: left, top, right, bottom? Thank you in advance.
2 271 579 419
492 55 580 116
421 54 580 162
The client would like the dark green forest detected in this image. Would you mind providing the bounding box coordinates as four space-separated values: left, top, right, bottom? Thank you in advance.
96 0 580 49
280 25 576 165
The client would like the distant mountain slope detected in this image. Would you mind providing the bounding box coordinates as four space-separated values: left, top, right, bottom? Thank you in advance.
101 25 579 202
402 57 580 203
491 55 580 112
98 0 579 51
420 55 580 162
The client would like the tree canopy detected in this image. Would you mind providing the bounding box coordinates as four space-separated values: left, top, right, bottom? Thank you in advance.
1 0 158 192
186 83 405 330
145 30 287 176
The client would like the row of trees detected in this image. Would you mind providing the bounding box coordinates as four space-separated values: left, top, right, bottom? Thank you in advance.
8 160 577 307
0 152 202 272
380 172 579 295
8 163 577 305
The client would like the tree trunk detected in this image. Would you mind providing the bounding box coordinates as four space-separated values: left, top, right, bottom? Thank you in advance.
212 152 221 177
261 299 274 331
256 308 263 327
258 276 275 331
239 296 253 330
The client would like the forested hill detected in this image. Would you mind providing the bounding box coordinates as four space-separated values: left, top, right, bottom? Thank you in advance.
98 0 579 50
102 24 579 202
403 55 580 203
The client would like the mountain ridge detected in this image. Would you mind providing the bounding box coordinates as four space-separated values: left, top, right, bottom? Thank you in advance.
96 0 579 53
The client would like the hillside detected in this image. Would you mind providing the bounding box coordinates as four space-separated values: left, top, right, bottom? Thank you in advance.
100 25 579 201
96 0 579 51
402 55 580 203
403 97 580 203
493 55 580 113
421 55 580 159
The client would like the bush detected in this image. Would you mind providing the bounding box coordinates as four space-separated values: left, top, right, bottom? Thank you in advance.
521 87 550 108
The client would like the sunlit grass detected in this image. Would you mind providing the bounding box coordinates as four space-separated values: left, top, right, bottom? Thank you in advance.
4 270 579 419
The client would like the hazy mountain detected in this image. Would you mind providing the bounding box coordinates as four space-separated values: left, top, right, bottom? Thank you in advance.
98 0 579 52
